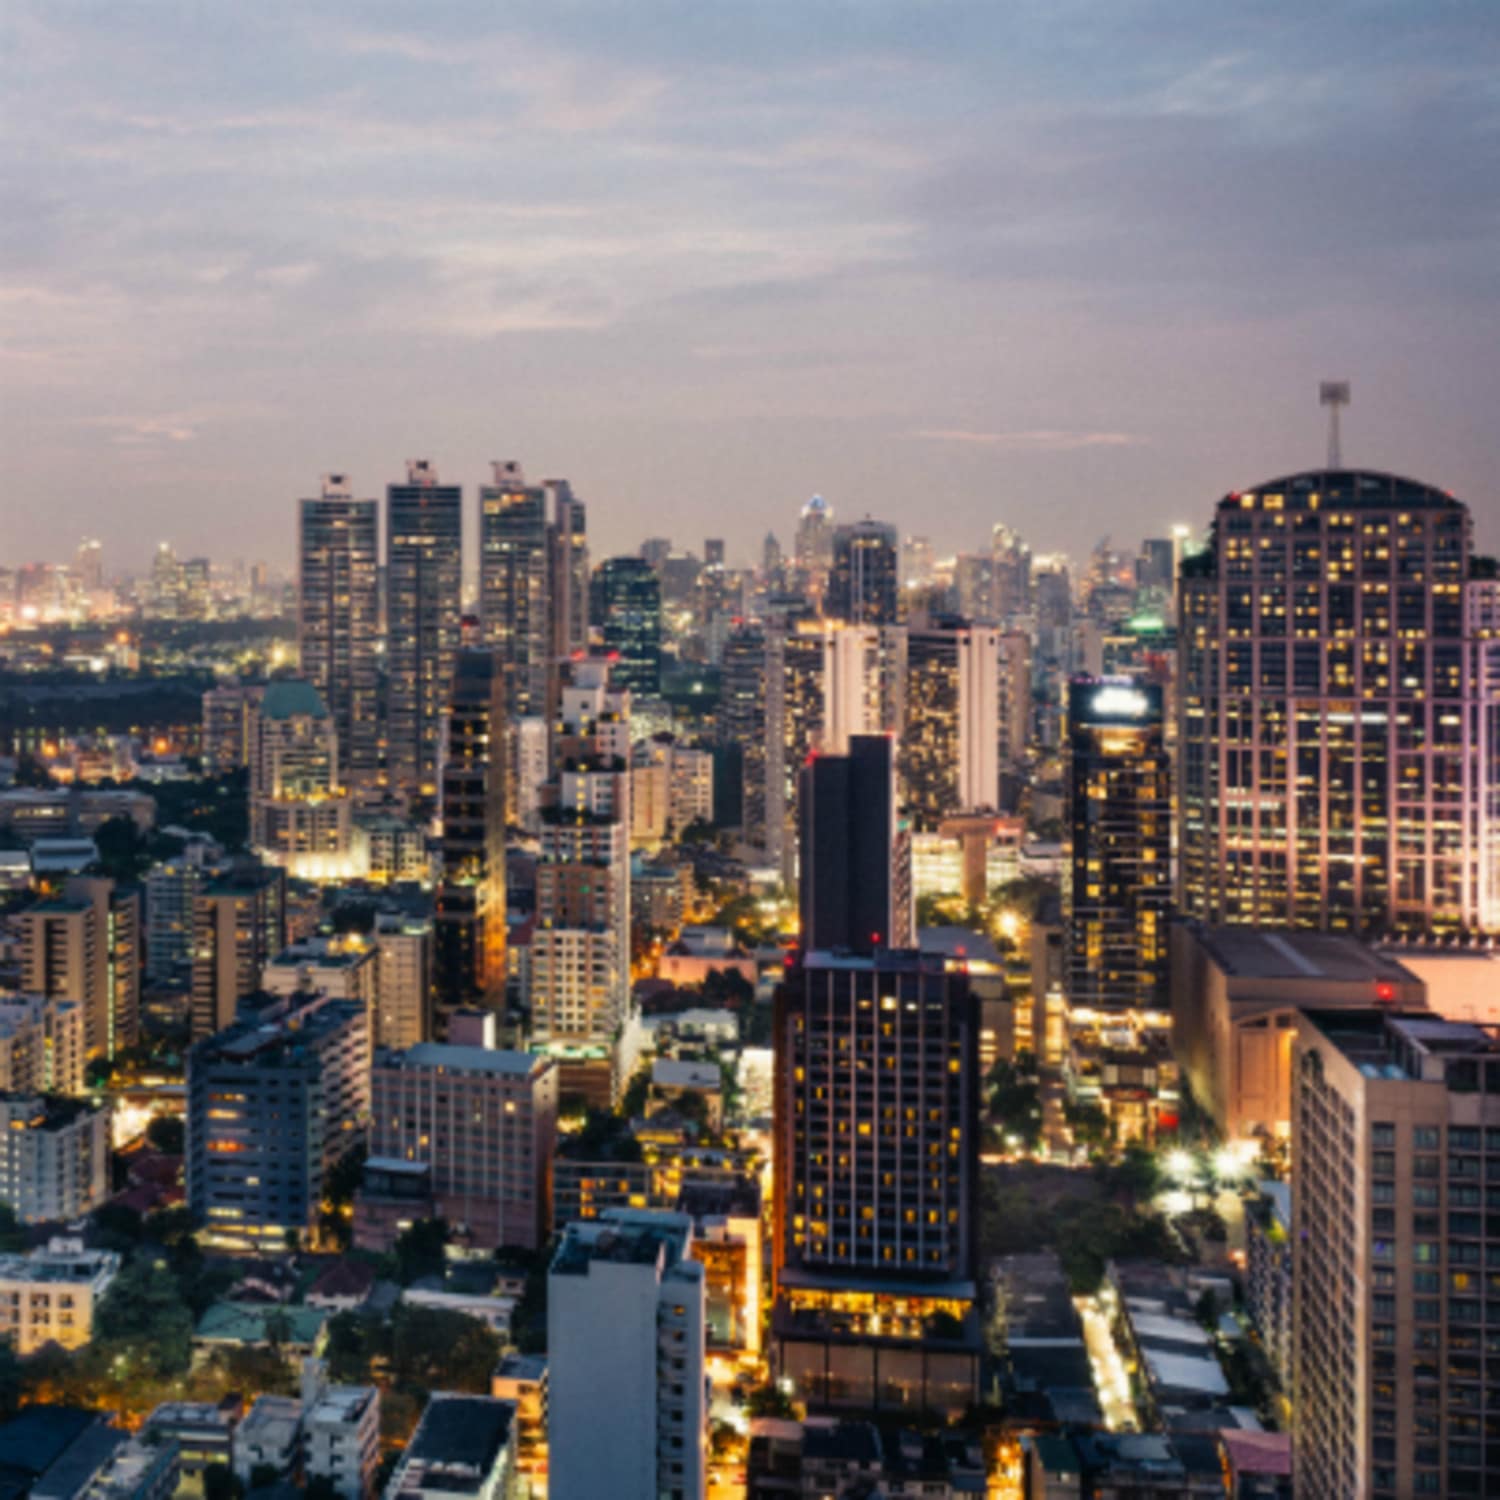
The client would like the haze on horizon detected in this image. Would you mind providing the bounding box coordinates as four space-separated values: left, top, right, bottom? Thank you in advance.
3 0 1498 574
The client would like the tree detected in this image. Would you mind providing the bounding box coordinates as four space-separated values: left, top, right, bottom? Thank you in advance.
987 1061 1042 1151
1096 1142 1161 1207
0 1205 28 1253
393 1218 449 1285
1064 1100 1112 1152
0 1342 21 1420
203 1465 242 1500
389 1305 501 1395
145 1115 185 1154
619 1066 652 1120
744 1383 794 1418
701 967 753 1008
92 816 151 883
90 1202 145 1253
93 1257 194 1377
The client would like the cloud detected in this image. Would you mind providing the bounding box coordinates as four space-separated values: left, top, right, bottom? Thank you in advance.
912 429 1146 451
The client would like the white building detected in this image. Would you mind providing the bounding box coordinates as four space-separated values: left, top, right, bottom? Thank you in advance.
0 1094 109 1222
384 1394 517 1500
232 1396 302 1488
262 937 378 1009
512 717 549 834
303 1362 381 1500
548 1208 707 1500
0 1237 120 1354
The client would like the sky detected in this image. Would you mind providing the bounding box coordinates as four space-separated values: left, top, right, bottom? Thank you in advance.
4 0 1499 575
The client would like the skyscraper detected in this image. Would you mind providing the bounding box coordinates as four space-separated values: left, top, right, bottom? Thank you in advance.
386 459 462 793
798 734 911 954
435 649 507 1025
1292 1008 1500 1497
546 478 589 669
479 461 551 720
828 519 900 626
1066 677 1170 1011
794 494 835 589
298 474 378 784
772 948 981 1415
1179 468 1493 934
595 556 663 695
190 863 287 1039
899 623 1002 830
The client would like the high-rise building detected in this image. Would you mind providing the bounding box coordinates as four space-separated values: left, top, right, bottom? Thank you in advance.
190 863 287 1039
1291 1008 1500 1497
187 991 369 1252
435 650 507 1025
0 1094 109 1223
145 838 222 982
1179 468 1493 934
20 877 140 1059
772 947 981 1416
997 630 1033 772
386 459 462 792
547 478 589 673
298 475 379 784
991 524 1031 623
720 625 767 852
530 663 632 1057
372 912 433 1049
479 461 552 720
1066 678 1170 1012
358 1043 557 1252
201 680 262 775
828 519 900 626
798 734 911 954
899 623 1001 830
795 495 835 590
247 680 354 879
764 624 826 878
548 1208 707 1500
0 997 85 1096
596 556 663 695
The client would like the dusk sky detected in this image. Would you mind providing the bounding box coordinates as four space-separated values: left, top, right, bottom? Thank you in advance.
5 1 1498 574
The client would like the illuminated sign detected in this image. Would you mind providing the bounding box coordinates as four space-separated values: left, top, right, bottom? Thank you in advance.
1090 684 1149 719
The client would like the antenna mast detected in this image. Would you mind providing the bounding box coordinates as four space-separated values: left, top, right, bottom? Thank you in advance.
1320 381 1350 469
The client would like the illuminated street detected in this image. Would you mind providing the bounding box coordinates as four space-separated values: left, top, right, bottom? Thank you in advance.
1076 1295 1138 1432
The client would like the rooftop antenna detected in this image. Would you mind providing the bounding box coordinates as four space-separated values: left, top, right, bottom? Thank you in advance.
1320 380 1350 469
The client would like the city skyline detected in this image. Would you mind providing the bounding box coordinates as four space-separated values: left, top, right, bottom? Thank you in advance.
5 1 1500 570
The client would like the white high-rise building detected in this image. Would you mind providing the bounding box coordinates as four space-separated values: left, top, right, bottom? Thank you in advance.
548 1209 707 1500
373 913 433 1049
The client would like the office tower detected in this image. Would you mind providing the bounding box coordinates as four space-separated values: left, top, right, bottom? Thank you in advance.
530 663 632 1055
998 630 1033 771
821 623 899 756
386 459 462 792
190 863 287 1039
247 680 353 879
828 519 900 626
772 948 981 1415
0 1094 109 1223
1066 678 1170 1012
1291 1009 1500 1497
359 1043 557 1251
1136 536 1173 594
181 557 211 619
145 839 222 981
187 992 369 1252
899 623 1002 830
991 524 1031 622
150 542 183 617
548 1208 707 1500
1179 468 1492 934
547 478 589 664
764 624 826 877
201 679 262 774
795 493 835 578
954 553 995 622
298 474 379 784
479 461 552 719
596 556 663 695
902 535 934 591
703 538 725 568
74 539 103 594
720 625 767 851
435 650 507 1025
20 877 140 1059
762 531 783 581
0 997 86 1096
512 715 550 834
372 911 433 1049
798 734 911 953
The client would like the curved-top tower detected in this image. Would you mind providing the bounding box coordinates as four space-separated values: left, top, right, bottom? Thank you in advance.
1177 468 1497 936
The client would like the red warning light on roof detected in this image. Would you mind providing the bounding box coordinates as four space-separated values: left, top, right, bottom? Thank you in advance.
1375 981 1395 1003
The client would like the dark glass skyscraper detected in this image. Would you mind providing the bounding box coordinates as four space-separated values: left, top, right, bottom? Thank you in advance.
435 649 508 1026
479 461 551 719
1066 677 1170 1011
386 460 462 792
298 474 378 784
595 555 662 695
797 733 909 953
828 518 900 625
